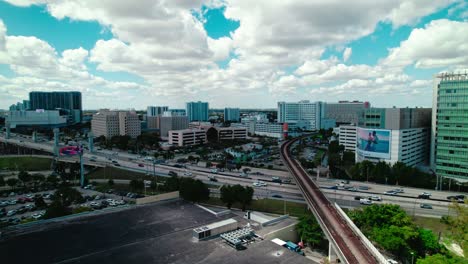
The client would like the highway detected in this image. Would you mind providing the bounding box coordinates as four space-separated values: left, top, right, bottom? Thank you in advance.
280 137 378 264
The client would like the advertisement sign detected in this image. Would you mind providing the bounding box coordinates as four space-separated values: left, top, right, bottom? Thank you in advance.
59 145 83 156
356 128 391 159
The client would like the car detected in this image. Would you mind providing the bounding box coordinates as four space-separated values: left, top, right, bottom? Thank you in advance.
369 195 382 201
384 191 397 196
387 259 398 264
25 194 34 199
421 192 432 196
83 184 94 190
358 186 369 190
239 172 248 177
271 194 283 198
252 182 262 187
360 199 372 205
392 188 404 193
7 210 17 216
418 194 431 199
272 177 282 183
25 204 36 211
209 176 218 182
116 200 126 205
89 159 96 162
138 163 145 167
17 197 26 204
447 195 465 201
168 171 177 177
327 186 338 190
210 169 218 174
114 163 121 167
354 196 362 200
420 203 433 209
282 179 291 184
0 201 8 207
8 199 17 205
94 195 102 200
183 171 193 176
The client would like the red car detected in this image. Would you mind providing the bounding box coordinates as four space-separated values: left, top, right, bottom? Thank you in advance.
138 164 144 167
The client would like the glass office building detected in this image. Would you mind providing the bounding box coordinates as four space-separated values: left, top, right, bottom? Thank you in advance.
186 101 209 122
29 91 82 124
431 73 468 181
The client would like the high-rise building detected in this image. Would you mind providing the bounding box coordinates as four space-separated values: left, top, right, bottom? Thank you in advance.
91 110 141 138
277 100 323 130
325 101 370 124
147 106 168 117
9 100 30 111
118 111 141 138
224 108 240 122
29 91 82 124
338 125 357 152
186 101 209 122
6 110 68 128
431 73 468 181
159 114 189 138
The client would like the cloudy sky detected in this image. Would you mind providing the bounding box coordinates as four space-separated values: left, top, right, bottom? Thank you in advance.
0 0 467 110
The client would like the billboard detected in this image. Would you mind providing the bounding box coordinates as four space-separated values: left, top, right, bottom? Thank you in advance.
356 128 391 159
59 145 83 156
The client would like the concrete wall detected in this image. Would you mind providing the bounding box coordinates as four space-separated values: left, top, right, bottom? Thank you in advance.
135 191 179 205
262 223 299 243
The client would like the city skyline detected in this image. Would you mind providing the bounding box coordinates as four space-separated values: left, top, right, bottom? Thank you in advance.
0 1 467 110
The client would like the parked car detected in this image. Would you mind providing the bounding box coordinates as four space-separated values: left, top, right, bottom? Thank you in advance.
420 203 433 209
7 210 17 216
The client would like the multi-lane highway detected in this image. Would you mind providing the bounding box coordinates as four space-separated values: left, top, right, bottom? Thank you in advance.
281 136 379 264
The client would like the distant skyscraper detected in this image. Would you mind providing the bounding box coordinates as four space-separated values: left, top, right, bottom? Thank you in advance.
91 110 141 138
431 73 468 181
277 100 323 130
186 101 209 122
29 91 82 124
147 106 168 117
224 108 240 122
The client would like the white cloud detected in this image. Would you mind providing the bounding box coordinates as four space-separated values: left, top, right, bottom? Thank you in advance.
343 47 352 62
0 1 460 109
381 19 468 69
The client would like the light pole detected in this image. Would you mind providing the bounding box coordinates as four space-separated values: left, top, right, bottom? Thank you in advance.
410 251 414 264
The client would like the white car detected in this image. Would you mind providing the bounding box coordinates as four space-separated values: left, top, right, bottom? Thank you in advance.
369 195 382 201
7 210 17 216
116 200 126 205
421 192 432 196
360 199 372 205
387 259 398 264
32 213 43 219
183 171 193 176
106 199 115 203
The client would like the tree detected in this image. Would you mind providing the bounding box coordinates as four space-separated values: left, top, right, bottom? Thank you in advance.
442 200 468 255
417 228 440 255
46 175 59 187
163 175 180 192
296 214 324 247
416 253 468 264
206 161 213 168
129 179 144 192
108 179 114 187
44 201 71 219
35 196 47 209
371 161 392 184
242 167 251 174
31 173 45 189
220 185 236 209
53 185 84 206
179 178 209 202
236 185 253 211
235 163 242 171
6 178 19 188
0 176 5 187
18 170 32 187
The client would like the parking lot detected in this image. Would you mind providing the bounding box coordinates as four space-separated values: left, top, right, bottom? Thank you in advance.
0 186 135 228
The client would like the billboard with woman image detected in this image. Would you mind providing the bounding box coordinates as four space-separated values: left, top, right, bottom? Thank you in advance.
356 128 391 159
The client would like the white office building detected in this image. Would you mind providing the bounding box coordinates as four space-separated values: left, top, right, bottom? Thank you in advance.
277 101 323 130
6 110 67 128
92 110 141 138
338 125 357 152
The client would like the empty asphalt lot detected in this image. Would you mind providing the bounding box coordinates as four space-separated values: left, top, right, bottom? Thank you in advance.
1 200 309 264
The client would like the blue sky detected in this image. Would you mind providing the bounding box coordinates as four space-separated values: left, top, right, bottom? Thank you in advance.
0 1 467 109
